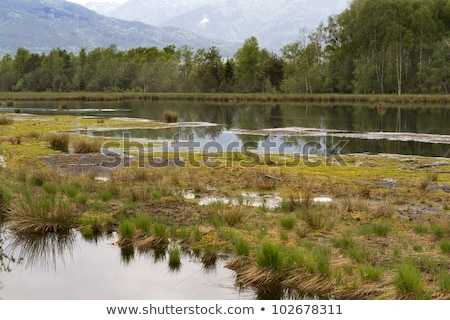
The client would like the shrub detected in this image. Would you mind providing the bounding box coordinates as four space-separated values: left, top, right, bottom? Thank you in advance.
48 133 70 151
163 111 178 123
256 242 284 272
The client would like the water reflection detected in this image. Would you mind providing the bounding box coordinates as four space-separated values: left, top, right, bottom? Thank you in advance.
0 229 247 299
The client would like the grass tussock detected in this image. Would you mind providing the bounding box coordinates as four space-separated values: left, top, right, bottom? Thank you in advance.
163 111 178 123
394 262 423 297
72 138 101 154
168 245 182 270
10 189 77 233
0 117 14 125
48 133 70 151
256 242 284 272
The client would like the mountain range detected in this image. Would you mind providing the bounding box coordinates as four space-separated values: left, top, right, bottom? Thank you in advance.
84 0 348 49
0 0 240 57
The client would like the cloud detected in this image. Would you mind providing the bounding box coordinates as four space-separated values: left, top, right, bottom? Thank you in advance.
199 14 209 28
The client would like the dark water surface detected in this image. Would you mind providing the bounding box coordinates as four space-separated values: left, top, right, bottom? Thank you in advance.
2 100 450 157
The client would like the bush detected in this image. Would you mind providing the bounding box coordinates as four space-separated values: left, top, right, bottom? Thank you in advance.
48 133 70 151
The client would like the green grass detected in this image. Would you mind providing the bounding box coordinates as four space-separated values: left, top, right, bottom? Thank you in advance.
358 264 384 282
42 182 57 195
99 190 113 202
256 242 284 272
0 117 14 125
361 222 390 237
235 238 250 256
119 220 136 239
280 216 296 230
153 223 167 239
168 246 181 270
313 247 331 276
134 214 152 234
394 262 423 296
331 233 355 251
439 239 450 253
438 271 450 293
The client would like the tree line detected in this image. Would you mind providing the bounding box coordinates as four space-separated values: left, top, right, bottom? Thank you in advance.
1 0 449 95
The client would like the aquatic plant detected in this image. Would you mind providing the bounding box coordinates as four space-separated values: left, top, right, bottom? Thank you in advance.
168 245 181 270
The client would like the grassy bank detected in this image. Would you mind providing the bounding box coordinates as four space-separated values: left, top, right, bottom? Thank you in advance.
1 113 450 299
1 92 449 105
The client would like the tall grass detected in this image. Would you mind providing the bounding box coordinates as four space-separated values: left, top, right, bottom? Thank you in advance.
256 242 284 272
0 117 13 125
119 220 136 239
11 188 77 233
48 133 70 151
235 238 250 256
394 262 423 296
72 138 101 153
168 245 181 270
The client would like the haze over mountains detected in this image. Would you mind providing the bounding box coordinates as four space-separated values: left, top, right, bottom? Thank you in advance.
0 0 239 56
83 0 348 49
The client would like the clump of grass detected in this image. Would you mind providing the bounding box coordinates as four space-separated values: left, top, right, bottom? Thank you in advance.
0 117 14 125
359 264 384 282
361 222 390 237
168 245 181 270
163 111 178 123
10 190 77 233
72 138 101 154
0 185 11 215
42 182 57 195
48 133 70 151
280 216 296 230
256 242 284 272
313 247 331 276
119 220 136 240
58 103 69 110
220 208 244 227
65 185 79 198
438 271 450 293
301 205 337 231
75 193 89 205
134 214 152 235
201 246 218 268
439 239 450 253
13 108 20 114
235 238 250 256
153 223 167 239
413 223 428 234
99 190 112 202
29 166 59 186
331 232 355 251
394 262 423 296
6 100 14 107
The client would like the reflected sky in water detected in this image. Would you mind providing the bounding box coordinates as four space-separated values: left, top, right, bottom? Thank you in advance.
0 230 252 300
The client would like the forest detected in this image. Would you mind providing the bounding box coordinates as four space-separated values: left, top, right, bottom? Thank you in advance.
1 0 449 95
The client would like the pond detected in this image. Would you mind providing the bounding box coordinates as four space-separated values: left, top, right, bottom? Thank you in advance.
2 100 450 157
0 227 254 300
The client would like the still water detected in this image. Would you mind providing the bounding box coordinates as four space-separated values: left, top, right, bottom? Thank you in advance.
3 100 450 157
0 228 251 300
